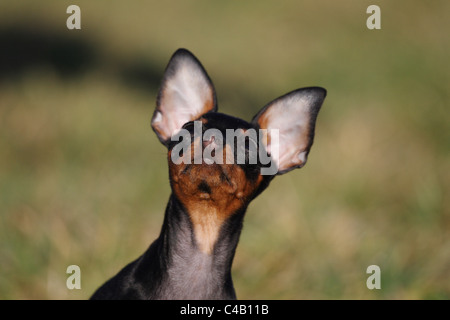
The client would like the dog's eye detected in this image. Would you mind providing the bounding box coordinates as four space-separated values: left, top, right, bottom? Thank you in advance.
182 121 197 135
182 121 195 130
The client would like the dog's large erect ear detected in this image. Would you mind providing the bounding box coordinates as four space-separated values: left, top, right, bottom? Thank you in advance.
252 87 326 175
151 49 217 145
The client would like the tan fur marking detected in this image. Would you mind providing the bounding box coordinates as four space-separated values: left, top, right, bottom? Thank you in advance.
168 142 262 254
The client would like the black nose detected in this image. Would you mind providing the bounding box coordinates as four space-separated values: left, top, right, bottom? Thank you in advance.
198 181 211 194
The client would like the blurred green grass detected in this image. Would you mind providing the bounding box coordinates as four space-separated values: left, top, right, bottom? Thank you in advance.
0 0 449 299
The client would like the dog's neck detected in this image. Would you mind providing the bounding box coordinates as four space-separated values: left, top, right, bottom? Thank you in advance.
146 194 245 299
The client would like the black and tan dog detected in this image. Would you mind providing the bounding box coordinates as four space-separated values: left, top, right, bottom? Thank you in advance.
91 49 326 299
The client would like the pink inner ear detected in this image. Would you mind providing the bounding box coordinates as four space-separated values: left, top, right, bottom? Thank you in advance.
153 89 213 141
256 92 319 173
151 110 179 142
267 125 310 172
151 53 216 143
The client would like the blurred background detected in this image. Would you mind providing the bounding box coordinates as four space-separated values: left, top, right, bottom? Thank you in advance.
0 0 448 299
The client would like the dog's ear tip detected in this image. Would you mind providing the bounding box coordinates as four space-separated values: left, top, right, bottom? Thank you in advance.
170 49 192 62
295 86 327 99
173 48 193 56
315 87 327 98
169 48 202 66
314 87 327 97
